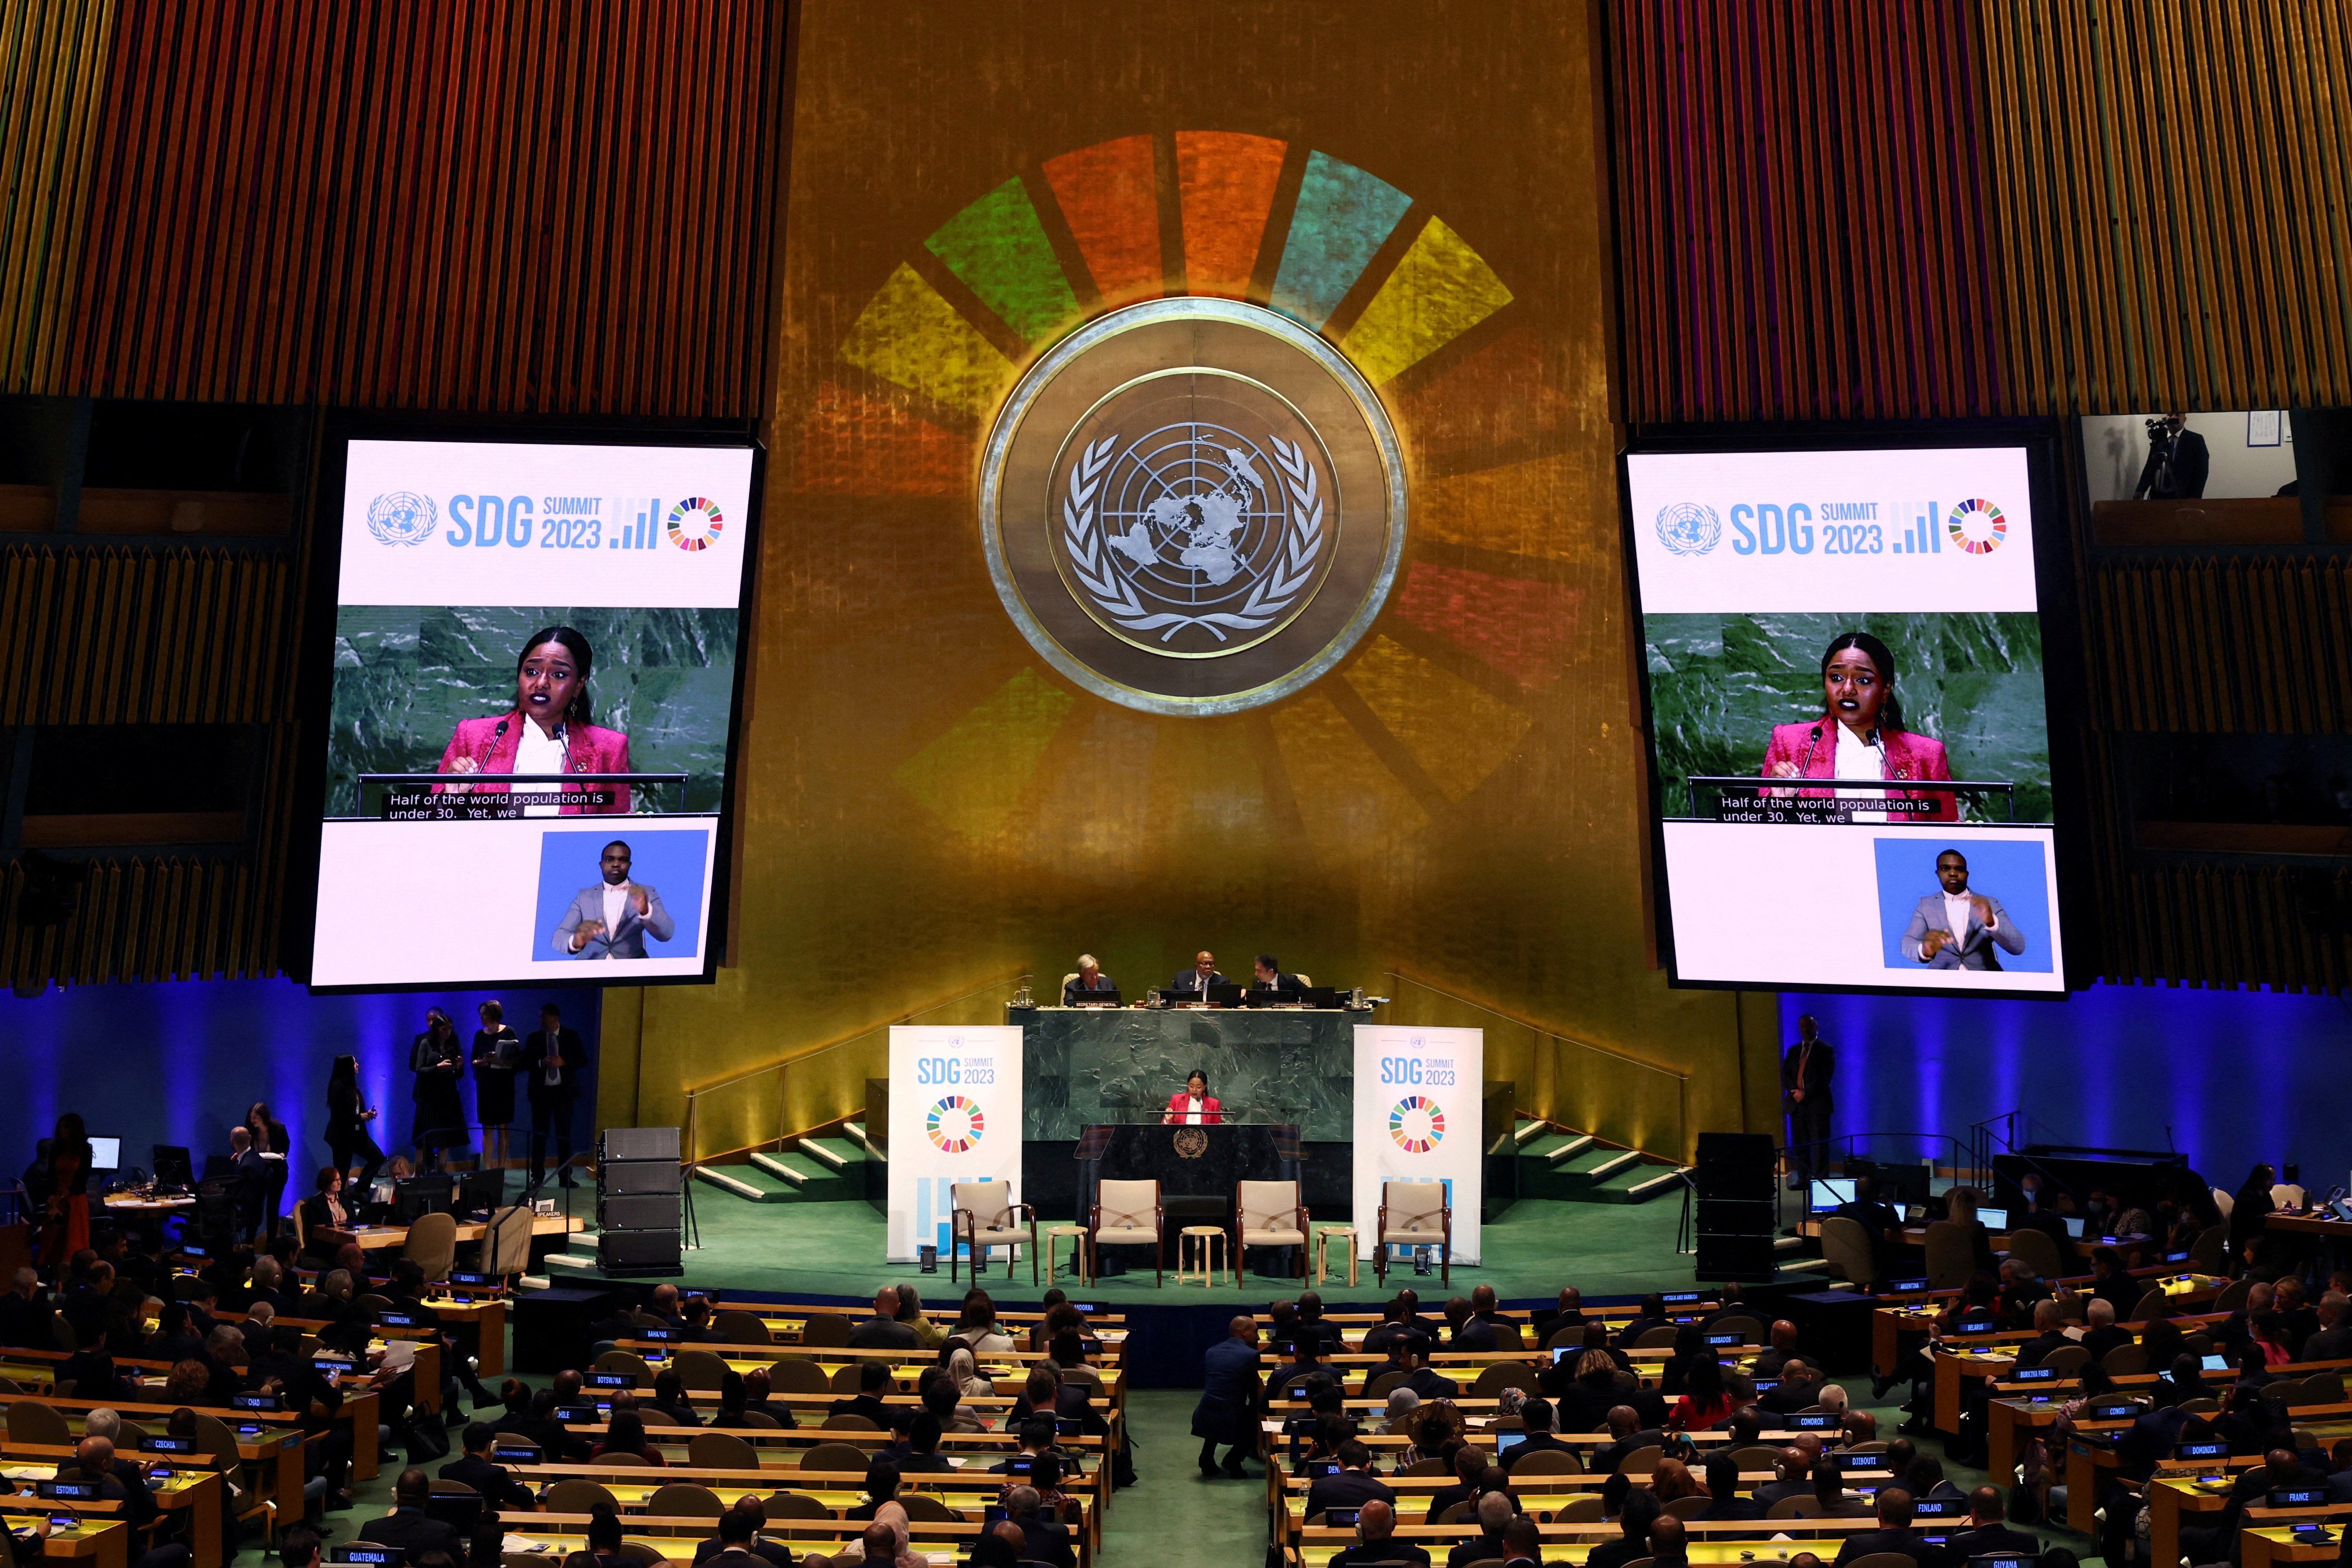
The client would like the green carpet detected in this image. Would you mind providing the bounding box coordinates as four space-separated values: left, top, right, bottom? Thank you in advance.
593 1191 1703 1304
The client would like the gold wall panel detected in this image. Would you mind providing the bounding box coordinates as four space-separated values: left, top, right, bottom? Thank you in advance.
607 0 1785 1163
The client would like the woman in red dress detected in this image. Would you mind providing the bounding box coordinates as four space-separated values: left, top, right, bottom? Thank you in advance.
436 626 633 814
1759 630 1956 821
1163 1071 1223 1125
34 1112 93 1263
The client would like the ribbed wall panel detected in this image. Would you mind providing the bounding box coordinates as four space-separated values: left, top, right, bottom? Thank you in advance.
0 0 115 392
2087 558 2352 735
54 0 780 414
1611 0 2008 423
1981 0 2352 412
0 545 291 725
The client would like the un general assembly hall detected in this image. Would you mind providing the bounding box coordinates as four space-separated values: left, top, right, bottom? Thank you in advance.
1 3 2349 1567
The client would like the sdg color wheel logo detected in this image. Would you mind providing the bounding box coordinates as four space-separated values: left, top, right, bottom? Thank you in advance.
1654 501 1722 557
1946 498 2007 555
1388 1096 1446 1154
926 1095 985 1154
666 497 725 552
365 491 438 546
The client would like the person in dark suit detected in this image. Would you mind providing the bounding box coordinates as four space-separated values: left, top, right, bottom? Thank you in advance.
1194 1314 1262 1478
1329 1499 1431 1568
828 1360 895 1427
1759 1360 1824 1415
2011 1300 2074 1370
1306 1441 1397 1518
356 1468 469 1563
1168 951 1228 997
1829 1487 1937 1568
1446 1296 1496 1352
1250 954 1304 997
2080 1298 2132 1365
1531 1286 1585 1348
1360 1300 1415 1358
1293 1292 1348 1355
440 1423 536 1511
2304 1292 2352 1362
2134 414 2210 500
849 1286 918 1349
1447 1492 1517 1568
1000 1484 1074 1568
690 1501 791 1568
1696 1452 1762 1520
1060 955 1117 1006
1782 1016 1834 1185
1752 1320 1805 1379
1503 1399 1577 1472
1374 1339 1459 1401
2010 1173 2075 1252
1614 1294 1671 1349
1547 1348 1628 1430
1589 1407 1667 1476
520 1004 589 1187
2088 1246 2142 1320
1945 1486 2038 1558
1586 1488 1659 1568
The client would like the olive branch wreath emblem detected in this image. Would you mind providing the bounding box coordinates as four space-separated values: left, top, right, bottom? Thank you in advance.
1061 434 1325 644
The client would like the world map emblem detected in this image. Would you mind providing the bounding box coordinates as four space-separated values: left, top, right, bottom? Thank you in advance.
1654 501 1721 557
981 298 1408 715
366 491 438 546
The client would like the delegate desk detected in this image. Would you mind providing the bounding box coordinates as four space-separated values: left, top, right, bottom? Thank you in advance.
1008 1003 1363 1212
2 1444 226 1568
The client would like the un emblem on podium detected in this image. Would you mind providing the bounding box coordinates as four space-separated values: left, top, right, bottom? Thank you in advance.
1172 1127 1210 1159
981 299 1408 715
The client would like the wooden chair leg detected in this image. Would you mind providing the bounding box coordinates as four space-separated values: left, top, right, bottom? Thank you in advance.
1029 1223 1039 1286
1440 1243 1450 1285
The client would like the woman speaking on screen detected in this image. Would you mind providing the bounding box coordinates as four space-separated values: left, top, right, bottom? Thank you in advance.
435 625 632 815
1759 631 1956 821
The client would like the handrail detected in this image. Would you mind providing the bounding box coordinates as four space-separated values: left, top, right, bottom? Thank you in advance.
681 967 1029 1166
1384 966 1689 1161
1382 968 1689 1082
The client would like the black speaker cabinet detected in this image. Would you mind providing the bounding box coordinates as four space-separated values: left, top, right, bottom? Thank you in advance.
602 1127 680 1162
1696 1197 1776 1236
601 1160 682 1196
1694 1233 1777 1280
597 1230 683 1272
599 1193 680 1232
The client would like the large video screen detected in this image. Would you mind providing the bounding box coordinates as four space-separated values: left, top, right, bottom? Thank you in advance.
308 438 756 989
1626 444 2065 994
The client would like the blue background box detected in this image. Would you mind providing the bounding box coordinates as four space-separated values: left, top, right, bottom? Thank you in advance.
533 826 708 961
1871 836 2053 972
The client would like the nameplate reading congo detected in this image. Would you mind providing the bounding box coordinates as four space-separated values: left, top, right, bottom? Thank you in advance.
379 787 614 820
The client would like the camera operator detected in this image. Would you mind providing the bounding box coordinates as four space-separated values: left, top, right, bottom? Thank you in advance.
2133 412 2210 499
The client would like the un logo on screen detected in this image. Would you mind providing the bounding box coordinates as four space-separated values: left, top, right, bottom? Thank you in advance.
366 491 438 547
1654 501 1722 557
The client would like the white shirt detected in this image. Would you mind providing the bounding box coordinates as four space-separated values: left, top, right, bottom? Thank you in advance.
1183 1096 1205 1126
1832 723 1886 822
1924 887 1995 960
514 721 567 817
600 880 630 958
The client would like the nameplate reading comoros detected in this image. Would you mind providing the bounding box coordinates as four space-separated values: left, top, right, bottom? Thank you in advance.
380 787 614 820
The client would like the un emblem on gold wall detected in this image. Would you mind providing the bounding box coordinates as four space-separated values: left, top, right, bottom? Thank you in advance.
981 298 1408 715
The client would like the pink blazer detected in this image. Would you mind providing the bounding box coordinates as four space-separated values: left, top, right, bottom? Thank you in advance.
1759 719 1956 820
1164 1094 1223 1125
435 711 634 814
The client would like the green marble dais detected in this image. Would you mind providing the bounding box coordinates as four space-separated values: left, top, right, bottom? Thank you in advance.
1017 1007 1358 1142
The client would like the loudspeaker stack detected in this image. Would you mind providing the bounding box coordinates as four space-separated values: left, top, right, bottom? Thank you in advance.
597 1126 684 1274
1692 1131 1778 1282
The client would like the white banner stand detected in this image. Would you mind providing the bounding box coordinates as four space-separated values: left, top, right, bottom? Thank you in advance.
1352 1025 1484 1266
886 1025 1024 1265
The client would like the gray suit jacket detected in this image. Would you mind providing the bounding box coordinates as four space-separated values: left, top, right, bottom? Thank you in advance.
1900 892 2026 969
552 881 675 959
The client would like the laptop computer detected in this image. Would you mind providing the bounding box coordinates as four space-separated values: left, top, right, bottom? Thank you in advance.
2064 1216 2087 1239
1205 982 1246 1008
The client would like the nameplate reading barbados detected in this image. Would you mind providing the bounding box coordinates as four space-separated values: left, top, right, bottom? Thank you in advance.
308 436 755 990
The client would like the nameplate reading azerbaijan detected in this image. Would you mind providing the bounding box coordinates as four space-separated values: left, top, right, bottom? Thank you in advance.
380 787 614 821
